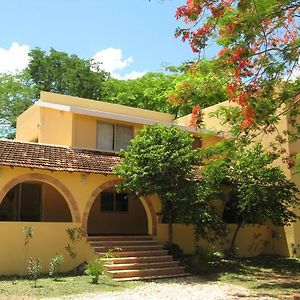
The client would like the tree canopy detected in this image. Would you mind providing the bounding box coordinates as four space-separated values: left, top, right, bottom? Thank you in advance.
199 140 300 254
114 125 225 242
27 48 110 100
175 0 299 137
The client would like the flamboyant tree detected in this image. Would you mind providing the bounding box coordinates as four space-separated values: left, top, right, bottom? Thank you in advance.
175 0 299 142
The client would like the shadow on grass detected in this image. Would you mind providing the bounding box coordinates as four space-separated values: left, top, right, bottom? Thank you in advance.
180 255 300 284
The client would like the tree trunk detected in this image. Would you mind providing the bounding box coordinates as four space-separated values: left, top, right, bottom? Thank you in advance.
230 223 242 257
168 213 173 244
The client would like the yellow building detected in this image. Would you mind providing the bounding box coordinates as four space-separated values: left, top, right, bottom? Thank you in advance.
0 91 298 279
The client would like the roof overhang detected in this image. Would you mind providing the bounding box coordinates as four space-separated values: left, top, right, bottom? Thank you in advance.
35 101 199 133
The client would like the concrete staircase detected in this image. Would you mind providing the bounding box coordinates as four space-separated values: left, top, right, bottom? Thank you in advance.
87 235 189 281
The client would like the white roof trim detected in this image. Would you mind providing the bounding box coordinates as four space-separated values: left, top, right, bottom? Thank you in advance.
35 101 198 133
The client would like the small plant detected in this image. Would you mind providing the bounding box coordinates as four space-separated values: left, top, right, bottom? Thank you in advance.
164 242 183 260
22 226 34 246
65 226 84 259
84 257 105 284
84 248 119 284
291 243 300 257
22 226 34 263
49 254 64 280
27 257 42 288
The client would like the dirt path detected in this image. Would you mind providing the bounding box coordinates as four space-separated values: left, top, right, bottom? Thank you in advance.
58 277 275 300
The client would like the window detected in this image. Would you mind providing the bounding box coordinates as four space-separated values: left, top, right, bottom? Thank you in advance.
96 122 133 151
100 191 128 212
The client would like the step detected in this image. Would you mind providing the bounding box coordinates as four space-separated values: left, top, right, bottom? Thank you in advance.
100 255 173 264
93 244 164 252
87 235 152 241
103 261 179 271
89 240 159 247
107 266 186 279
96 250 169 257
114 273 191 281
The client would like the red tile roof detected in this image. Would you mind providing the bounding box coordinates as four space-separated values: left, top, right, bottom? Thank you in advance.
0 139 121 174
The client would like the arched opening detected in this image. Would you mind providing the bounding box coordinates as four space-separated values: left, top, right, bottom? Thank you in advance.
87 187 148 235
0 182 72 222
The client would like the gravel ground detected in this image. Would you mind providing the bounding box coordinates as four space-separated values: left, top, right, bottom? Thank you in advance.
55 277 275 300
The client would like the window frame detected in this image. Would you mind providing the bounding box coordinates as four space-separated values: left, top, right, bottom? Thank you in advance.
100 191 129 213
96 122 133 152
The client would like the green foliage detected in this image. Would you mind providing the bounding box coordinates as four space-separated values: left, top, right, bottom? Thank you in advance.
191 246 219 274
199 140 300 253
27 257 42 288
0 73 36 138
115 125 196 195
115 125 224 242
115 125 196 238
164 242 183 260
166 60 228 117
27 48 110 100
49 254 64 279
22 226 34 247
84 258 106 284
103 72 177 113
65 226 84 259
85 249 118 284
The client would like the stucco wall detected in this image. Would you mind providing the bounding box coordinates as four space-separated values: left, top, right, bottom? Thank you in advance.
0 222 92 275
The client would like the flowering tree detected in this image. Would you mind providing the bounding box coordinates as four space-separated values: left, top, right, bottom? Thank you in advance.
175 0 299 138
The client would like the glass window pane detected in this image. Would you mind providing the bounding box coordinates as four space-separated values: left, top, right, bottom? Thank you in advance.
115 125 133 151
115 193 128 212
97 123 114 151
101 192 114 211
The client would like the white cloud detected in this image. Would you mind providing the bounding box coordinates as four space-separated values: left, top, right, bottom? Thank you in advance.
92 48 133 73
114 71 146 80
0 42 30 74
91 47 146 80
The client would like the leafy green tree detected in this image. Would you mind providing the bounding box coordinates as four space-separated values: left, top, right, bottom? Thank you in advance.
0 73 36 138
166 60 228 117
174 0 300 169
115 125 223 242
103 72 178 113
199 141 300 255
27 47 110 100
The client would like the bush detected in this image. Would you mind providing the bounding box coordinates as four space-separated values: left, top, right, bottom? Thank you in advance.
84 258 106 284
164 242 183 260
191 246 224 274
27 257 42 288
49 254 64 279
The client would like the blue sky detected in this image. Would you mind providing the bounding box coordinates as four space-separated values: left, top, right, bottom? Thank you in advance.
0 0 203 79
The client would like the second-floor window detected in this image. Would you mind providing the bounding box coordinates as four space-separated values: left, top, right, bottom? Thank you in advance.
96 122 133 151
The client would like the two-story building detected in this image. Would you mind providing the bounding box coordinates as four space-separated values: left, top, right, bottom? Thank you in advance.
0 91 298 279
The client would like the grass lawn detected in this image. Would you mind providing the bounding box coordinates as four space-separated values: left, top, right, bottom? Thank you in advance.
0 255 299 299
0 274 140 299
198 255 300 299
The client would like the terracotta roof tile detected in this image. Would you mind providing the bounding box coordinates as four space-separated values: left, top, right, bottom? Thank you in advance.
0 140 121 174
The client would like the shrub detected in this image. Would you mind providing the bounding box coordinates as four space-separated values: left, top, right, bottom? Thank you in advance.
191 246 224 274
27 257 42 288
164 242 183 260
49 254 64 279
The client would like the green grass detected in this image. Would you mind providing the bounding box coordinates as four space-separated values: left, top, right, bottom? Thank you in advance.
0 274 140 299
0 256 299 299
184 255 300 299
